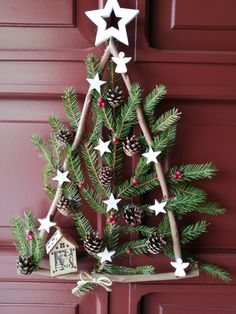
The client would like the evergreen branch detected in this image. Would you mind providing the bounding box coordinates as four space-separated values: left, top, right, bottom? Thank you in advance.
143 85 167 116
116 239 148 256
86 54 101 78
31 134 55 168
72 212 93 241
86 112 103 145
72 282 96 298
106 60 120 89
162 125 177 153
104 223 120 250
168 163 217 183
200 263 231 282
11 216 30 256
62 87 81 131
33 233 44 269
80 186 106 214
195 202 226 215
49 134 63 169
117 225 158 237
163 244 175 259
157 216 171 235
101 106 115 132
181 221 209 244
43 163 54 185
102 264 155 275
151 108 181 133
48 114 66 133
44 184 56 200
66 147 83 183
62 183 81 207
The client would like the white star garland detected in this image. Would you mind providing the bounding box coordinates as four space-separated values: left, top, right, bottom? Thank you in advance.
170 258 189 277
142 147 161 164
97 247 116 263
38 216 56 233
87 73 106 94
103 193 121 212
85 0 139 46
149 199 167 216
52 170 71 187
94 139 111 156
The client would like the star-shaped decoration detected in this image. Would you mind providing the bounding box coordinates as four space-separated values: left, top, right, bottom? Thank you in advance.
85 0 139 46
52 170 71 187
87 73 106 94
103 193 121 212
97 247 116 263
142 147 161 164
94 139 111 156
170 258 189 277
149 199 167 216
38 216 56 233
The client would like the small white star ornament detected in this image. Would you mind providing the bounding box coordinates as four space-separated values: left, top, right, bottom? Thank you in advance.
38 216 56 233
52 170 71 186
85 0 139 46
112 52 131 73
142 147 161 164
87 73 106 94
149 199 167 216
97 247 116 263
103 193 121 212
170 258 189 277
94 139 111 157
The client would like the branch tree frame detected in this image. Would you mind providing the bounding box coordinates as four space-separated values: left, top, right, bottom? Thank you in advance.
11 0 230 297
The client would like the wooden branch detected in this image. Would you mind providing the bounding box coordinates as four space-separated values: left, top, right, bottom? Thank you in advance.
109 39 182 260
39 45 112 240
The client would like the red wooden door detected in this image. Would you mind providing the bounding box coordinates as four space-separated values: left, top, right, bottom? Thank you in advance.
0 1 236 313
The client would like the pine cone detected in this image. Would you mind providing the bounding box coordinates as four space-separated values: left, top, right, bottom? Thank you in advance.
84 231 103 255
16 255 34 275
123 205 143 226
123 135 141 157
99 167 114 186
146 234 166 254
57 196 72 216
56 129 72 148
106 86 123 108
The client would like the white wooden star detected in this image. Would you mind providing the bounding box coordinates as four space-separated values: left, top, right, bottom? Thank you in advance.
52 170 71 187
112 52 131 73
94 139 111 156
170 258 189 277
103 193 121 212
85 0 139 46
149 199 167 216
87 73 106 94
142 147 161 164
38 216 56 233
97 247 116 263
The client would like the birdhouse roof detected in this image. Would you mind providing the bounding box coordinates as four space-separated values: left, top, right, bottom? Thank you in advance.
46 228 78 254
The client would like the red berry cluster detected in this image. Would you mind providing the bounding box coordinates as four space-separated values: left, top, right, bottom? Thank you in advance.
25 231 34 241
78 182 84 190
172 170 183 179
106 213 116 225
112 137 119 144
97 97 106 108
125 248 132 255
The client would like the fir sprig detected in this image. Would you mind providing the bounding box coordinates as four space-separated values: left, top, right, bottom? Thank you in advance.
200 263 231 282
102 264 155 275
80 186 106 214
143 85 167 116
181 221 209 244
151 108 181 133
32 134 55 168
62 88 81 131
117 225 159 237
72 212 93 241
195 202 226 215
48 114 66 133
44 184 56 200
66 147 83 183
116 239 148 256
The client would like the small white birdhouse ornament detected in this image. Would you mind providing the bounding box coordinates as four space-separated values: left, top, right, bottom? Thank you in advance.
46 228 78 277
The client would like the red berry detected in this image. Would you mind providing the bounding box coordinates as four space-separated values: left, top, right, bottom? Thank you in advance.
133 177 139 184
172 174 178 179
26 231 34 241
125 248 132 254
98 97 103 104
111 220 116 225
112 137 119 144
106 217 112 223
78 183 84 190
175 170 182 176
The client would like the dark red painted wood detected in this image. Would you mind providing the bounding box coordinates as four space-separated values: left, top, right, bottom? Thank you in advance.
0 1 236 313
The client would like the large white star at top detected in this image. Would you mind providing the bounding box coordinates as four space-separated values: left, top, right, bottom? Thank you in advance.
170 258 189 277
52 170 71 187
149 199 167 216
38 216 56 233
85 0 139 46
103 193 121 212
87 73 106 94
94 139 111 156
142 147 161 164
97 247 116 263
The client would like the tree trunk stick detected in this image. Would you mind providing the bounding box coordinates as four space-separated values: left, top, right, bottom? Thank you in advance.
39 45 112 240
109 39 182 260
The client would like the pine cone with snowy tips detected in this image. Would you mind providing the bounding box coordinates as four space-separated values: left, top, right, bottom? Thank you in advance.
56 129 72 148
16 255 34 275
123 135 141 157
56 196 73 216
123 205 143 226
84 231 104 255
99 166 114 186
146 234 166 254
106 86 123 108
